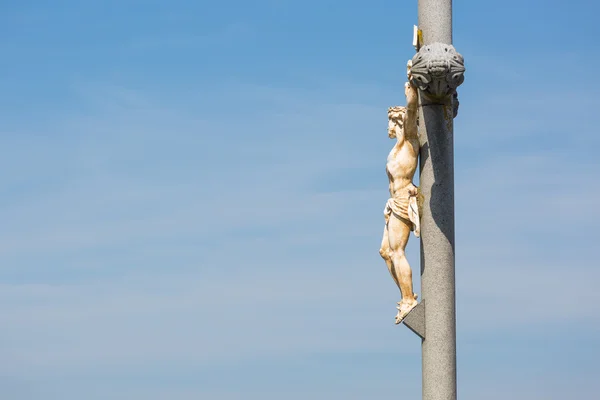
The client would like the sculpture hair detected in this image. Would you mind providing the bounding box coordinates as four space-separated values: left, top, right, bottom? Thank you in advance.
388 106 406 120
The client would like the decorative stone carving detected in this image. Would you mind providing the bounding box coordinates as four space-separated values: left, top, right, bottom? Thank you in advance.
379 81 421 325
409 42 465 101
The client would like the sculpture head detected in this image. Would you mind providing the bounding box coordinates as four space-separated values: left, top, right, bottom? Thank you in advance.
387 106 406 138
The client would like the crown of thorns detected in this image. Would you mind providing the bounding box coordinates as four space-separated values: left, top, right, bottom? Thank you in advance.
387 106 406 118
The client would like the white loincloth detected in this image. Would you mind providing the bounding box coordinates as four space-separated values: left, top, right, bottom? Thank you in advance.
384 186 420 238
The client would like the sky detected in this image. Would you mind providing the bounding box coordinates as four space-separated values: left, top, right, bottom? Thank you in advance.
0 0 599 399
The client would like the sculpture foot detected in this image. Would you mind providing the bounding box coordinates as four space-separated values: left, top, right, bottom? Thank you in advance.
395 296 418 325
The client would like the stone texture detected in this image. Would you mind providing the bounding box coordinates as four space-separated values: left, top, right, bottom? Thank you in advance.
418 0 452 45
403 300 426 340
417 1 462 399
419 94 457 400
410 43 465 100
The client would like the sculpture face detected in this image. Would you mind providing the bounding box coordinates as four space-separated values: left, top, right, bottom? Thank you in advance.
387 107 406 139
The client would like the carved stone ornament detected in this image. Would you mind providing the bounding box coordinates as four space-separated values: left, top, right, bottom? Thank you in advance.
409 42 465 100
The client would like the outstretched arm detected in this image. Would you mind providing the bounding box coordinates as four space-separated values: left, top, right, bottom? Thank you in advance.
403 82 419 139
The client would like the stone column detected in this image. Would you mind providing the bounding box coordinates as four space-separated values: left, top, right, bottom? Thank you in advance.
411 1 465 399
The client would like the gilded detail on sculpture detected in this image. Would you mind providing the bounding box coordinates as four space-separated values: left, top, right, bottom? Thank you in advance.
379 79 421 325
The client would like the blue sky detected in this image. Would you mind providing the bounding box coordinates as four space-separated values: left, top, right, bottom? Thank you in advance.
1 0 599 399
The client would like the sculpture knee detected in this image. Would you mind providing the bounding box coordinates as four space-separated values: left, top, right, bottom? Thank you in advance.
379 246 391 260
391 249 406 260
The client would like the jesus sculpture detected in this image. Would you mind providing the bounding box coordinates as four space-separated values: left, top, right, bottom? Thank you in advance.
379 77 421 324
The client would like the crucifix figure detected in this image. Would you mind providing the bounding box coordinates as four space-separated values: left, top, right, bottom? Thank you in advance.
379 77 421 325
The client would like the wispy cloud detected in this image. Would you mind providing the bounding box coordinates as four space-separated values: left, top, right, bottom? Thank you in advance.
2 78 598 376
1 60 599 400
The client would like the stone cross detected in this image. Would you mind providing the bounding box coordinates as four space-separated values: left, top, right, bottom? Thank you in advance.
381 1 465 399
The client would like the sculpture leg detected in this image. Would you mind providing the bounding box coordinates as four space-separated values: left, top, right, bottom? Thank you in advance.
379 223 400 289
387 215 418 324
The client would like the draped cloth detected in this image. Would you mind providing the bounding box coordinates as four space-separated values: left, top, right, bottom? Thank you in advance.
384 185 421 238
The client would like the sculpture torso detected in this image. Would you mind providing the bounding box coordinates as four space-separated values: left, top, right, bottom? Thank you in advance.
386 133 419 197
